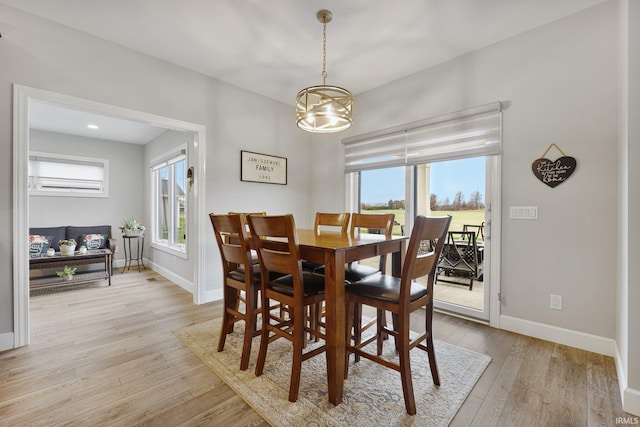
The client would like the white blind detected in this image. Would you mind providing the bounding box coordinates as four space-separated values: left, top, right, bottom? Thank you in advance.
343 102 502 173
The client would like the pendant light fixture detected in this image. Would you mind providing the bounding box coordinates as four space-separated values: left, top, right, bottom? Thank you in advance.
296 9 353 133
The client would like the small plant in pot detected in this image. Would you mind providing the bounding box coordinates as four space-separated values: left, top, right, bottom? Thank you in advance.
56 265 77 281
59 239 77 256
120 217 145 236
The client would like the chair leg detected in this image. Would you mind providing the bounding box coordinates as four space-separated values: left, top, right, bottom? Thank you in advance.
344 301 355 379
376 309 385 355
254 298 271 377
398 318 416 415
289 307 305 402
217 286 239 352
353 303 362 362
425 303 440 385
239 286 257 371
217 311 229 353
391 313 400 353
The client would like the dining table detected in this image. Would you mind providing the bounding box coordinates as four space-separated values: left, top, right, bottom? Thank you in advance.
294 228 409 406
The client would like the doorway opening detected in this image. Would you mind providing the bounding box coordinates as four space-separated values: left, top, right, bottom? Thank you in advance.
12 85 207 348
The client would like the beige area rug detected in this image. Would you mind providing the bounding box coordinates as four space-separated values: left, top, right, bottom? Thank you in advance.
175 318 491 426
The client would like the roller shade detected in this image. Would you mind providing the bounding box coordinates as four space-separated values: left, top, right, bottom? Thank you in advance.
343 102 502 173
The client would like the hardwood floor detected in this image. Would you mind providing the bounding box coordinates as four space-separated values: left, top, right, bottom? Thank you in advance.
0 270 631 426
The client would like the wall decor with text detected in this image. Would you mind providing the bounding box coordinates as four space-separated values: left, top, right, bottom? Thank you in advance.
241 150 287 185
531 143 577 188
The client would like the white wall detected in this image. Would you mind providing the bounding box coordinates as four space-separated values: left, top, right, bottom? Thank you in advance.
29 129 144 262
619 0 640 415
0 4 312 338
314 2 618 339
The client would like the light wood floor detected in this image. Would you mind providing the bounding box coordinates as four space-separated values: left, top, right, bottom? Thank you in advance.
0 270 631 426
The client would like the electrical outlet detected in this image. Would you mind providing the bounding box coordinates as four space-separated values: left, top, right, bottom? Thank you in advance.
550 294 563 310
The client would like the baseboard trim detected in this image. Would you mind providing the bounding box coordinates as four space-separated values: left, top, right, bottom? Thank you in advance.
144 259 195 295
499 315 616 356
623 387 640 417
0 331 15 352
204 289 223 304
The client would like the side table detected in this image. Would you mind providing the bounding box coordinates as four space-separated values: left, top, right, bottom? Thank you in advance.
122 235 146 273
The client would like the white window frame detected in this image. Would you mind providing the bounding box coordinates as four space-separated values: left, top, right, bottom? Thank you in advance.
28 151 109 198
151 148 187 258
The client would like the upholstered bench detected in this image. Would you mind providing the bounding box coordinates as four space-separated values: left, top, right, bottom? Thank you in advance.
29 225 117 290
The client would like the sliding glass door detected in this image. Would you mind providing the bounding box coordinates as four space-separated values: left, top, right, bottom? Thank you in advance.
357 157 493 321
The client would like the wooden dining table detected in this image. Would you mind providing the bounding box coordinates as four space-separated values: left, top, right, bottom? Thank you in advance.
294 228 408 405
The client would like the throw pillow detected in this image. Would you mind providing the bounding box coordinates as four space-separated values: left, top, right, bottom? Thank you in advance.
29 234 53 255
82 233 106 250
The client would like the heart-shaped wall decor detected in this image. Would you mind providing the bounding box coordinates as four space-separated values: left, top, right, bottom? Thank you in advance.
531 156 577 188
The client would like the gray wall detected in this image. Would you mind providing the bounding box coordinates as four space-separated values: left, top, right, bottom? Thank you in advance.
29 129 144 262
310 0 639 410
315 1 618 339
0 4 312 340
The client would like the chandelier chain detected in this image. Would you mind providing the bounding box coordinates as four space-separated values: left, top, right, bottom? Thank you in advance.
322 20 327 85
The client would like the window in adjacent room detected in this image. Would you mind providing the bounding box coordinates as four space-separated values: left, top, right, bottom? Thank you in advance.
151 149 187 256
28 151 109 197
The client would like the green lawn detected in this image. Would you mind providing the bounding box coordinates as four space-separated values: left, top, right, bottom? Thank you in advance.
362 209 484 237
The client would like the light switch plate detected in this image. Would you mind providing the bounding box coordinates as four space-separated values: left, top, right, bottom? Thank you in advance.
510 206 538 219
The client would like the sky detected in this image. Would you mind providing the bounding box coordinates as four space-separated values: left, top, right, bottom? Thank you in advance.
360 157 485 205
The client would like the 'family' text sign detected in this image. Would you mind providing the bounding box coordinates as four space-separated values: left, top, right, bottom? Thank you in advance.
241 150 287 185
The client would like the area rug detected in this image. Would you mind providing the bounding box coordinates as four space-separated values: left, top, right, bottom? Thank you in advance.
175 318 491 426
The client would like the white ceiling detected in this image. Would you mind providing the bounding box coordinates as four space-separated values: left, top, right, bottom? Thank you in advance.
2 0 607 143
30 101 168 145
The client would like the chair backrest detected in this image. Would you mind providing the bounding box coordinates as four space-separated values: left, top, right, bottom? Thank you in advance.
247 215 304 294
228 211 266 228
400 215 451 302
314 212 350 235
350 213 395 239
209 213 254 280
440 230 478 272
462 222 484 240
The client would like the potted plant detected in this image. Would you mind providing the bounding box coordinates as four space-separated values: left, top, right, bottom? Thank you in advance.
59 239 77 256
120 217 145 236
56 265 77 281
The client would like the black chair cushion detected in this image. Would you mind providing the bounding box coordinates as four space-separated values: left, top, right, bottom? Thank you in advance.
228 263 261 282
269 271 325 297
315 263 381 283
344 263 380 283
301 260 324 272
347 274 428 304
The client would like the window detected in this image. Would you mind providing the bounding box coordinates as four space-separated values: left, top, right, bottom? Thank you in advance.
152 150 187 255
28 151 109 197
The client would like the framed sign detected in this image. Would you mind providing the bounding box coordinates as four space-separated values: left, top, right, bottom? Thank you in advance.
241 150 287 185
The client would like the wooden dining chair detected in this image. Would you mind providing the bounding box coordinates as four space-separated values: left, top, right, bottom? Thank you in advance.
247 214 330 402
344 215 451 415
209 213 262 371
344 213 395 282
302 212 350 272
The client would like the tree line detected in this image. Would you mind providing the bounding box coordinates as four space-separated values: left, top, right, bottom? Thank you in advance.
362 191 484 211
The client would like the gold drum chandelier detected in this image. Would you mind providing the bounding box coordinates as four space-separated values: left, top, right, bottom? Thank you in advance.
296 9 353 133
